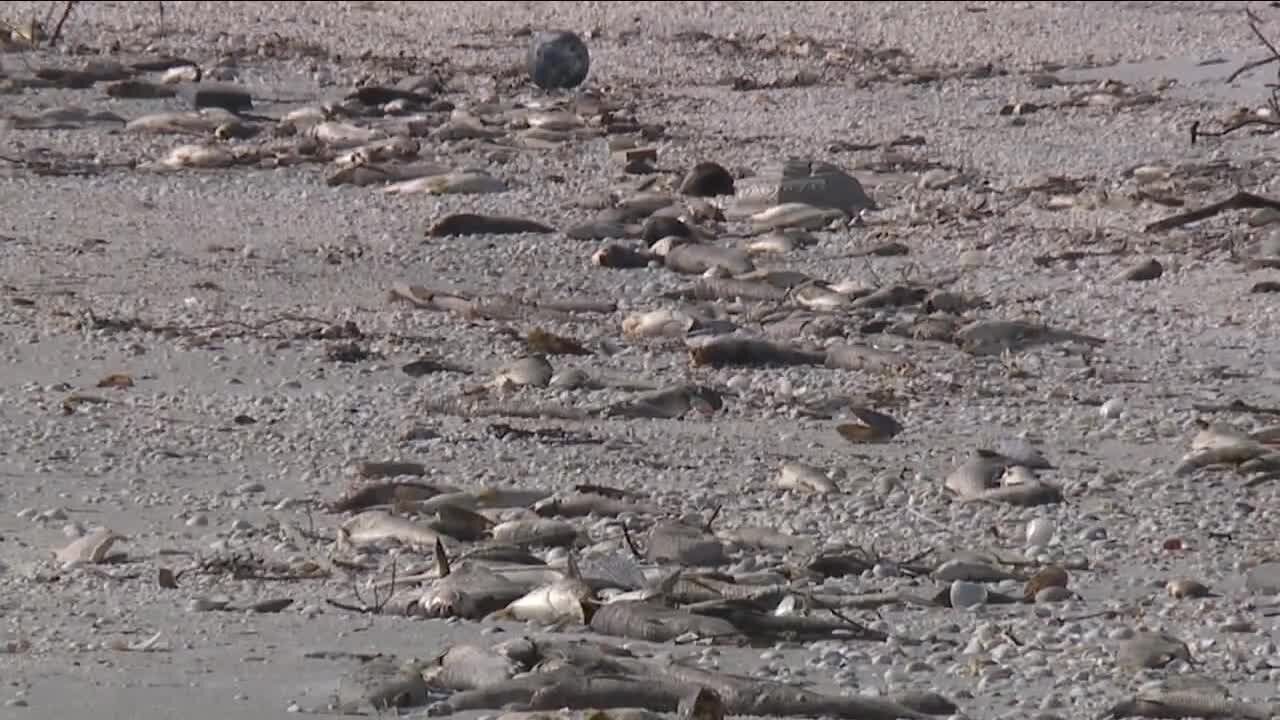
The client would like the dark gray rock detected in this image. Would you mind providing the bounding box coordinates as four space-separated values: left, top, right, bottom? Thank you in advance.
528 31 590 90
680 161 736 197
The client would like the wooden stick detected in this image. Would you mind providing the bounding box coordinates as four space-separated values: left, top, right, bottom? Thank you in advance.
47 0 76 47
1144 191 1280 233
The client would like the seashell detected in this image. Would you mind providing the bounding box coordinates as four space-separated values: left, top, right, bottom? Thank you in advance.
775 462 839 494
54 527 125 565
494 355 553 388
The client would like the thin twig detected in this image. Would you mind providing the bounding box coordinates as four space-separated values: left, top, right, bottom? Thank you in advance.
47 0 76 47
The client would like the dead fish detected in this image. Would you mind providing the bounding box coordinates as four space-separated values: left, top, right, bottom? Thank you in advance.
419 566 528 619
491 518 581 548
333 136 421 167
823 344 910 371
1166 577 1218 599
835 408 903 444
959 480 1065 507
933 558 1023 583
327 161 451 188
434 117 506 141
749 202 847 233
741 229 819 254
422 644 521 691
429 504 494 542
146 143 240 170
328 481 452 512
718 526 814 553
425 487 553 512
791 283 849 311
589 601 741 644
662 278 788 302
594 243 656 268
336 657 429 713
646 521 727 566
340 510 446 551
1 106 126 130
599 384 724 420
309 120 383 148
488 558 596 625
664 244 755 276
534 493 659 518
851 284 928 309
737 269 819 289
1116 631 1194 670
428 214 555 237
688 336 825 368
775 462 840 494
385 170 508 195
956 319 1106 356
124 108 240 134
622 309 697 338
1102 691 1275 720
568 220 636 241
54 527 125 565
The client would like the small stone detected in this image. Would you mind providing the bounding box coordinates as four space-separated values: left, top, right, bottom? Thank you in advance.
186 514 209 527
1114 258 1163 282
680 161 736 197
235 482 265 494
527 31 590 90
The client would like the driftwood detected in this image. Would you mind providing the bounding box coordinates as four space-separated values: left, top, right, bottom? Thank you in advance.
1145 191 1280 233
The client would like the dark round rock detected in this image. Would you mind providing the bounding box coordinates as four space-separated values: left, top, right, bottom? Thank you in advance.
680 161 736 197
641 216 692 246
527 31 591 90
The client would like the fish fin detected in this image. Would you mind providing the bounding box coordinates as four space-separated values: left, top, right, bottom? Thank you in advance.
434 538 451 577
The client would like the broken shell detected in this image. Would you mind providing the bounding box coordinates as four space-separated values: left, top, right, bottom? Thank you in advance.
775 462 839 494
54 527 125 565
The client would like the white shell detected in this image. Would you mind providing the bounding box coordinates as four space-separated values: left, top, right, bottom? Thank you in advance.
1025 517 1056 547
54 527 124 566
950 580 988 609
1100 397 1125 419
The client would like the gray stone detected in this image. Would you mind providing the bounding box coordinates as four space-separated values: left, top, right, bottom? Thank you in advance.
1245 562 1280 594
528 31 590 90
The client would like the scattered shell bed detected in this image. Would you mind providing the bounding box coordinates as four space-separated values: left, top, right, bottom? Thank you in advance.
1 2 1280 720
